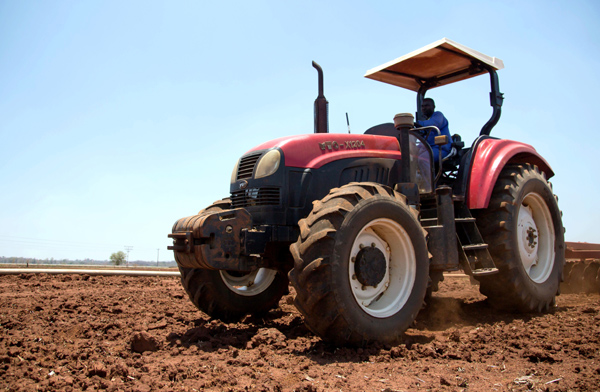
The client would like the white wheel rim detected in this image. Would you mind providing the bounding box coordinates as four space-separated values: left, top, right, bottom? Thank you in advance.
348 218 416 318
220 268 277 296
517 192 555 283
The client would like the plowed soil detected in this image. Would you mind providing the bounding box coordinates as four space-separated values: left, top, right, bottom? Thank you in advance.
1 273 599 391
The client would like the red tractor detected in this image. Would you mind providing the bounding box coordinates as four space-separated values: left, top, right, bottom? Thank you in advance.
168 38 565 346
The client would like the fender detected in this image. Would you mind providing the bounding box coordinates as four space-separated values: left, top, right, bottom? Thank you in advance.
247 133 401 169
467 138 554 209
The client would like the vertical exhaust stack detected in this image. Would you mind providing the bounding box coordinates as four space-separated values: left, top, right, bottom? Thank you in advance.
312 61 328 133
394 113 414 183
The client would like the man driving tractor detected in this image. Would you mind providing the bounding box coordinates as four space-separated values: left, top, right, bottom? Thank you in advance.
416 97 452 161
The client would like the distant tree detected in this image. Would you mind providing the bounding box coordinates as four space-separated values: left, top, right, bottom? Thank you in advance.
110 251 127 266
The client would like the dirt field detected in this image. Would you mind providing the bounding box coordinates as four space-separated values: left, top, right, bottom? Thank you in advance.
0 273 599 391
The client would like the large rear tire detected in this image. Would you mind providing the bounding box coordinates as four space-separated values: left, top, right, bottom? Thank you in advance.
177 198 289 322
289 183 429 346
475 164 565 312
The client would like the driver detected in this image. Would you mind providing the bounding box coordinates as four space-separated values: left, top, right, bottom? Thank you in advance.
416 98 452 162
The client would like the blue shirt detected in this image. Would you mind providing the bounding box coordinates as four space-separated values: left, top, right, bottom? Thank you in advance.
416 111 452 162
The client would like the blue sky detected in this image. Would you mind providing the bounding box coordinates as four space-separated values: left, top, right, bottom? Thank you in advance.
1 0 599 261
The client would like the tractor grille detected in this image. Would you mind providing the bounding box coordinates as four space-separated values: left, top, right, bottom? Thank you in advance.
236 153 262 180
231 187 281 208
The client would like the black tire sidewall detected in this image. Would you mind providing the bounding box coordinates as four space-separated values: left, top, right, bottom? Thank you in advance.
329 196 429 339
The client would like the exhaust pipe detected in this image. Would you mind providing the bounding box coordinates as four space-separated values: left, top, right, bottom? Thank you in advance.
312 61 328 133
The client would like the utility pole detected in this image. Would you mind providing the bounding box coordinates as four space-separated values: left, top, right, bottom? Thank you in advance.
156 248 160 267
124 246 133 267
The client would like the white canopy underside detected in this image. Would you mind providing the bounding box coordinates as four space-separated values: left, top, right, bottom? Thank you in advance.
364 38 504 91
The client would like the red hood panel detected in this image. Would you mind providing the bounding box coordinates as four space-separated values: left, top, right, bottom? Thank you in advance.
247 133 401 169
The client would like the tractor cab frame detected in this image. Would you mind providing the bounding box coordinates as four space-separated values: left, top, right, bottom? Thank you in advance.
365 37 504 136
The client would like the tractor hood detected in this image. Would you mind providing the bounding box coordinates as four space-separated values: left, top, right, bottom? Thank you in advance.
364 38 504 92
246 133 401 169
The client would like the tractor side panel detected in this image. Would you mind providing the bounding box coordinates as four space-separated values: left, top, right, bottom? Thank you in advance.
467 138 554 209
284 157 402 227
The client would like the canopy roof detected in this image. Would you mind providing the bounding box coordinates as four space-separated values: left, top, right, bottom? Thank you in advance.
364 38 504 92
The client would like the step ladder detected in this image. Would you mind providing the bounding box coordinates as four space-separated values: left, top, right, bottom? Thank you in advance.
454 206 498 276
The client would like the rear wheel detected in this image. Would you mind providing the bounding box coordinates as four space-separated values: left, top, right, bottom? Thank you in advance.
289 183 429 346
176 198 288 321
475 164 565 312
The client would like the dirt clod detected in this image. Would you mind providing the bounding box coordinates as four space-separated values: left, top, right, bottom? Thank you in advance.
130 331 161 353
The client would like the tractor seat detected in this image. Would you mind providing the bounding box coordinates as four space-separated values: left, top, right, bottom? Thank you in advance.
437 134 467 186
442 134 465 164
364 123 399 137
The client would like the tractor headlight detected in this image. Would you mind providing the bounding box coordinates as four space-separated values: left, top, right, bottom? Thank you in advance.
255 149 281 179
230 159 240 183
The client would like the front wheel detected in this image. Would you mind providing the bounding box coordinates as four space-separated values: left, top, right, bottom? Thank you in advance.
289 183 429 346
475 164 565 312
176 198 288 321
179 267 289 321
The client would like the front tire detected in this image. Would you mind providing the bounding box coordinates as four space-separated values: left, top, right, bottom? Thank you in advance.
179 267 289 321
177 198 289 321
475 164 565 312
289 183 429 346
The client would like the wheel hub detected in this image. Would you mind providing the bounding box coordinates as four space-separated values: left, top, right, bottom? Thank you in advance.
354 245 387 287
220 268 277 296
518 204 539 263
526 227 538 248
516 192 556 283
348 219 416 318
